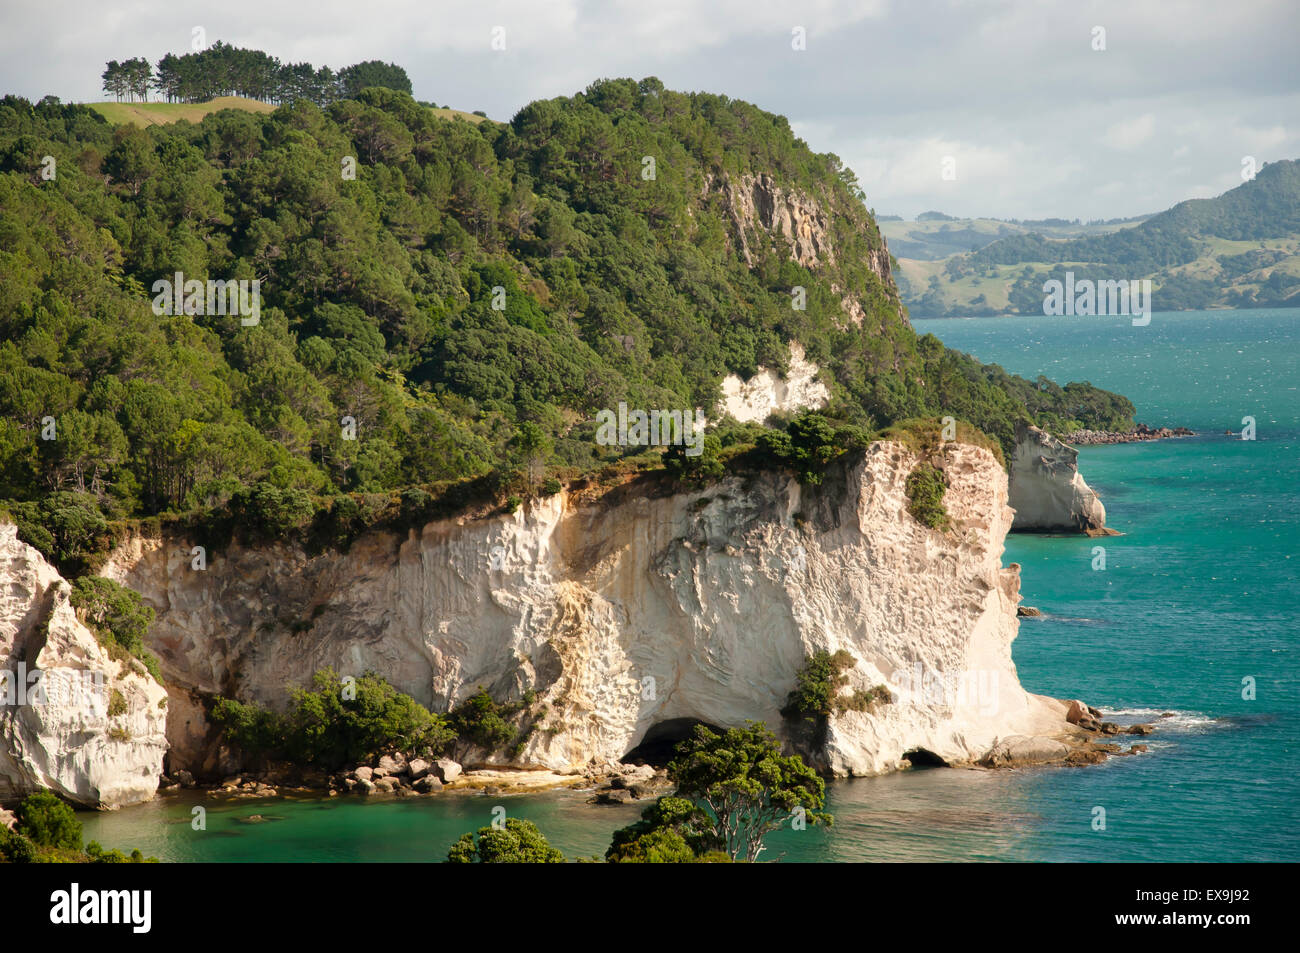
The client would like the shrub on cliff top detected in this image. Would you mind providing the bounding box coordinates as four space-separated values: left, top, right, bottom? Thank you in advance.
879 417 1005 468
663 433 725 486
755 410 867 485
5 492 117 578
228 480 317 539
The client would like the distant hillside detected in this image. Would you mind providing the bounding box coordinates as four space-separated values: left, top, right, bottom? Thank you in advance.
898 160 1300 316
881 215 1145 261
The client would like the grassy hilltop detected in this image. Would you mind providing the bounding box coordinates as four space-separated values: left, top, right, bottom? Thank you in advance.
88 96 491 129
89 96 277 127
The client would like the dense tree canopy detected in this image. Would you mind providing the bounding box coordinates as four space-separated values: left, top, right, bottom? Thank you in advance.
665 722 830 862
0 80 1133 572
211 668 456 770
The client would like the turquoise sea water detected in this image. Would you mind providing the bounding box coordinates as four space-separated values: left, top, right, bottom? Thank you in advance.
82 309 1300 862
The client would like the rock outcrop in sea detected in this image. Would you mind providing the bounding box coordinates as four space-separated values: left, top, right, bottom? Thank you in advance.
1007 420 1115 535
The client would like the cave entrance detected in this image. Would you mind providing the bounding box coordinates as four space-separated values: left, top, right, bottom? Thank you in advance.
903 748 948 768
623 718 721 767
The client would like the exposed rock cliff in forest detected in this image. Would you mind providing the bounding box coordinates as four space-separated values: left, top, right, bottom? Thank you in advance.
712 170 902 325
719 342 830 424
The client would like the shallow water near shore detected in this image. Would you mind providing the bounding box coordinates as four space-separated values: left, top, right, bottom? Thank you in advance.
83 309 1300 862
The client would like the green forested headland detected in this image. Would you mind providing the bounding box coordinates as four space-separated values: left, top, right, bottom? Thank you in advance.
0 78 1133 572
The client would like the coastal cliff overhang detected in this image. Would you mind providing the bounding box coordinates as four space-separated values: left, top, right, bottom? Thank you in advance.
0 524 168 809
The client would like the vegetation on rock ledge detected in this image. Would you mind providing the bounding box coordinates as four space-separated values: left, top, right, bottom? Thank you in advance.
905 462 951 530
69 575 163 683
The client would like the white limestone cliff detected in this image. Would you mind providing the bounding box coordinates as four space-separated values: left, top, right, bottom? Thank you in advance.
1008 421 1113 535
0 524 168 808
719 342 830 424
97 440 1072 780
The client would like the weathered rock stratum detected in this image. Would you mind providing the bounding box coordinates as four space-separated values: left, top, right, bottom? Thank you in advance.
711 171 901 325
98 440 1075 781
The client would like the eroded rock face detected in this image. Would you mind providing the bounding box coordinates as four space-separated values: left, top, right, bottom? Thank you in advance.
101 441 1070 779
718 171 835 270
711 172 901 325
1008 421 1112 535
720 342 830 424
0 525 168 808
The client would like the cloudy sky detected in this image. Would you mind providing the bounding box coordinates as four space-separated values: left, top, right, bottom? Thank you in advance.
3 0 1296 220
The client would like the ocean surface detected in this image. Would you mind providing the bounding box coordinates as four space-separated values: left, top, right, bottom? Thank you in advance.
83 308 1300 863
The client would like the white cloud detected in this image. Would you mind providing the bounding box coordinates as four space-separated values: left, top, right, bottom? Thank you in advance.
0 0 1295 220
1101 113 1156 149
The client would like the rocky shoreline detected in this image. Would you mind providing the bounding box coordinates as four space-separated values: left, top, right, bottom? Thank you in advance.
158 754 673 804
155 703 1164 804
980 701 1163 768
1064 423 1194 446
